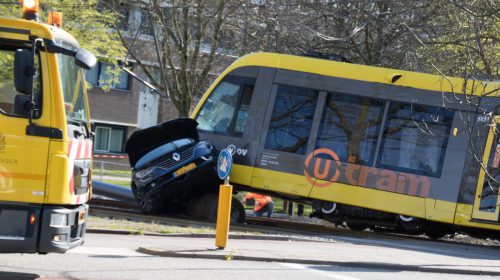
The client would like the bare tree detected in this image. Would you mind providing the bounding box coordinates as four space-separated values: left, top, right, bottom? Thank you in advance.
109 0 251 118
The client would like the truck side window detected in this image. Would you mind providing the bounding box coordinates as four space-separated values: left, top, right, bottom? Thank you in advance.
196 75 255 137
264 85 318 155
0 48 42 118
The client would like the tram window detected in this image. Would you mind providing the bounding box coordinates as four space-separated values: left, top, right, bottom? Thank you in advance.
479 125 500 212
265 85 318 155
376 103 454 177
315 93 385 165
196 76 255 136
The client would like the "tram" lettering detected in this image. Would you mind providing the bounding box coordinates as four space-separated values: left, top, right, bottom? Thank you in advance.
304 149 431 198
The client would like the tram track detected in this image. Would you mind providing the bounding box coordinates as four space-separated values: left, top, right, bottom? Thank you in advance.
88 198 500 250
89 198 330 237
87 198 442 242
88 198 366 237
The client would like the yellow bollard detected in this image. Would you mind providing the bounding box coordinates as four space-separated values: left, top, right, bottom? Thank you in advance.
215 181 233 249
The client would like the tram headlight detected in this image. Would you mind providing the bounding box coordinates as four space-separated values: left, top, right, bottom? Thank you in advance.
50 213 68 227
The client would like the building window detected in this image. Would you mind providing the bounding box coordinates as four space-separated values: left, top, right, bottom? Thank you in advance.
85 62 131 90
316 93 385 165
94 125 126 153
376 103 454 177
264 85 318 155
196 75 255 137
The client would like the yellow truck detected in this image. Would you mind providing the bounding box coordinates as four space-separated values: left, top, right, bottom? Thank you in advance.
0 0 96 253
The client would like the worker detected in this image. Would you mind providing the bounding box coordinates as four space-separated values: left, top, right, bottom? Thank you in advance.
243 192 274 218
287 201 304 217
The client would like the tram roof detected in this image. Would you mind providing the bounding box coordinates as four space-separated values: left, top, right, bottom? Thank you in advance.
223 52 498 97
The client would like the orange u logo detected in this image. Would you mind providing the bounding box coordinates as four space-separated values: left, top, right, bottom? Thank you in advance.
304 148 341 188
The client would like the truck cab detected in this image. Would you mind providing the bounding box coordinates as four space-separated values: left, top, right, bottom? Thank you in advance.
0 13 96 253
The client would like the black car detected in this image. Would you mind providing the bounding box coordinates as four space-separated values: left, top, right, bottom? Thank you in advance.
125 118 220 214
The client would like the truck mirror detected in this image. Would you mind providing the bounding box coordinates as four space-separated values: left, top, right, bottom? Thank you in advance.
75 48 96 70
13 94 31 116
14 49 34 95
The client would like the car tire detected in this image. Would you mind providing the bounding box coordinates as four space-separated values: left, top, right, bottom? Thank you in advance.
231 197 246 224
131 183 162 214
188 192 218 221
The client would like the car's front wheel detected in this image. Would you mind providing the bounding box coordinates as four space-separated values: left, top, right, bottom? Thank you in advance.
131 183 162 214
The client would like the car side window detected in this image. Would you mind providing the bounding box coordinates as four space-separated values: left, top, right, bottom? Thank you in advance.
196 75 255 137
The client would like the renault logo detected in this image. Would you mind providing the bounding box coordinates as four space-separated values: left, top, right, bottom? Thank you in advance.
172 152 181 161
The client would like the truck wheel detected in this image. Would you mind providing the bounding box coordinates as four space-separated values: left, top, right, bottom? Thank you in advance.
231 197 246 224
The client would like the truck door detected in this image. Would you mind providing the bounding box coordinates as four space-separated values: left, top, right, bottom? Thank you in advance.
0 43 49 204
472 117 500 222
195 66 274 187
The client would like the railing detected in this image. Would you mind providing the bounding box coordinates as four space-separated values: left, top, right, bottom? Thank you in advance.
92 160 132 184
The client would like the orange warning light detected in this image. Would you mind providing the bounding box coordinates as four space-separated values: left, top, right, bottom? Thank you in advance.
48 11 63 27
22 0 39 20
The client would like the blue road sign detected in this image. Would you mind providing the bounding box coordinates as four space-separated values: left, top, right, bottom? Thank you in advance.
217 149 233 180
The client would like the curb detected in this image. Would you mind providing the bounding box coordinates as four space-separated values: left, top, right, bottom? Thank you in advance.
137 247 500 276
86 228 300 241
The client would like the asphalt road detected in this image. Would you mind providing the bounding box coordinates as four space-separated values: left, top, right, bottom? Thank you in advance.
0 233 498 280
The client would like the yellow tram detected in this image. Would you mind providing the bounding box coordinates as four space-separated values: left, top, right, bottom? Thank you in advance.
192 52 500 239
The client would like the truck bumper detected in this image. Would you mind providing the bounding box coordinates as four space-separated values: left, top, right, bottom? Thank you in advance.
38 204 88 253
0 203 88 254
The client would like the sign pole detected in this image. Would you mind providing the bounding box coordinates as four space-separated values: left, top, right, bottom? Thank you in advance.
215 149 233 249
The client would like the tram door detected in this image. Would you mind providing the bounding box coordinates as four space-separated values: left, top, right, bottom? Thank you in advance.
472 117 500 222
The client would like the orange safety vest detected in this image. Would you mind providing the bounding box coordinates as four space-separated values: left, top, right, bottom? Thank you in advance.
243 193 272 211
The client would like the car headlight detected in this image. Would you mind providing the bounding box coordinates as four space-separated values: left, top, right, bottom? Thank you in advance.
201 155 213 161
50 213 68 227
135 166 156 179
197 141 213 150
206 143 214 151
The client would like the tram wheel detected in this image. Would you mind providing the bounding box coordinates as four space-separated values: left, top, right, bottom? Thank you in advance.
398 215 424 234
321 202 337 215
424 222 451 239
346 221 369 231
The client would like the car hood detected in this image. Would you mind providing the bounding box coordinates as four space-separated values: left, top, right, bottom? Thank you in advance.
125 118 199 167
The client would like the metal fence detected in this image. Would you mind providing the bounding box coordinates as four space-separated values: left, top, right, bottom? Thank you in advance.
93 160 132 183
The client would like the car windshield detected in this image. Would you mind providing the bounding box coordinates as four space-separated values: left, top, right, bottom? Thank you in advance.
58 52 87 123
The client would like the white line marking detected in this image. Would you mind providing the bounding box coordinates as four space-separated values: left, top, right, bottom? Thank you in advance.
279 263 361 280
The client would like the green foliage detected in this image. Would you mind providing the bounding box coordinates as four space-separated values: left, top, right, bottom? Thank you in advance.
1 1 124 69
420 0 499 81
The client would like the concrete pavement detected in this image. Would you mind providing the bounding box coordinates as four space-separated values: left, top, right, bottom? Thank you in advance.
128 232 500 276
